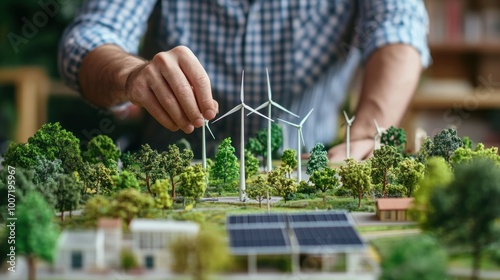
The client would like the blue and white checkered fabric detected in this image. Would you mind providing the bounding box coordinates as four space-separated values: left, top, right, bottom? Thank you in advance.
59 0 430 153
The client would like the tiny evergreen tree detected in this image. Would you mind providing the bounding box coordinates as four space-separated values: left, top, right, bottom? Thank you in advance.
306 143 328 175
211 138 239 186
381 126 407 153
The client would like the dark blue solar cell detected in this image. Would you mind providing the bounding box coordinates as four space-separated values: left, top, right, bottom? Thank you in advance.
289 212 348 223
229 228 287 248
293 226 363 246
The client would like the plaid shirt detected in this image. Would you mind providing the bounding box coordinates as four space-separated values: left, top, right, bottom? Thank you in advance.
59 0 430 155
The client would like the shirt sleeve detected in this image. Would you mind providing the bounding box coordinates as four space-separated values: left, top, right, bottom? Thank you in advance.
58 0 157 91
357 0 431 68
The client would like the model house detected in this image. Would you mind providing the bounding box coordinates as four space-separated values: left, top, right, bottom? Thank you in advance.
376 198 414 222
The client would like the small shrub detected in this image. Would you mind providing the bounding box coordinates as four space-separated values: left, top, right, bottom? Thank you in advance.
120 248 138 271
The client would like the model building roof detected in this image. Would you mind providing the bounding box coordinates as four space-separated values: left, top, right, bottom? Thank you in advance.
376 198 414 211
129 219 199 233
98 218 122 229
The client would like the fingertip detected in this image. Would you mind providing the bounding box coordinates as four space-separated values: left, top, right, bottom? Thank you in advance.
203 109 216 120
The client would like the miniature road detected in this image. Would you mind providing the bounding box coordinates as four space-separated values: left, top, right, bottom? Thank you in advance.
202 196 283 204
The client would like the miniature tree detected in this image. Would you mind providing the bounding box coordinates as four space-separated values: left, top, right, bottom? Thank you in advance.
0 169 36 221
16 192 59 280
423 158 500 280
150 179 173 217
161 144 194 198
211 137 239 186
281 149 298 175
268 166 297 203
177 164 207 204
244 149 259 180
247 123 283 161
1 142 41 170
246 174 269 208
132 144 163 194
81 162 114 195
246 137 265 165
306 143 328 175
397 158 425 197
462 136 473 149
429 128 463 162
120 151 134 170
110 188 154 226
409 157 453 226
380 235 447 280
339 158 372 208
451 143 500 165
309 167 340 205
112 170 140 191
380 126 407 153
83 134 120 169
417 137 433 163
82 195 111 227
53 174 82 222
31 157 63 185
370 145 403 198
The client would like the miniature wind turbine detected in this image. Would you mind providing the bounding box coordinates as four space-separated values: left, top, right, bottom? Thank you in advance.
250 68 299 172
343 111 355 159
373 119 383 150
213 70 272 202
202 120 215 170
277 108 314 182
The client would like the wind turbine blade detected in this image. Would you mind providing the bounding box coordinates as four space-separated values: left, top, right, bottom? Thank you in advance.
343 110 349 121
277 118 300 128
247 101 269 116
205 120 215 139
271 101 299 118
212 104 242 123
300 108 314 125
266 68 272 101
240 70 245 103
299 129 306 146
243 104 274 122
373 119 381 134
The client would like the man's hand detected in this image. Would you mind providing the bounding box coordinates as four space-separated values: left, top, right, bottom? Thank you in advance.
328 139 373 162
80 45 218 134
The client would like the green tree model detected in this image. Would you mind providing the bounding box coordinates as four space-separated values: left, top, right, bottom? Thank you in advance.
81 162 115 195
1 142 40 170
53 174 82 222
409 157 453 226
246 123 284 163
177 164 207 204
380 126 407 153
339 158 372 208
429 128 463 162
246 174 269 208
211 138 239 186
16 192 59 280
111 188 154 226
83 134 120 169
268 166 297 203
370 145 403 198
451 143 500 165
82 195 111 227
397 158 425 197
112 170 140 191
244 149 260 180
306 143 328 175
309 167 340 205
462 136 473 149
417 136 433 163
424 158 500 280
161 144 194 198
281 148 298 173
150 179 173 216
246 137 264 165
31 157 63 186
380 235 447 280
132 144 163 194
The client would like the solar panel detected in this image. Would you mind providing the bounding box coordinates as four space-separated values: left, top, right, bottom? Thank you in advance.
228 228 291 255
227 213 286 226
293 226 363 247
288 212 348 224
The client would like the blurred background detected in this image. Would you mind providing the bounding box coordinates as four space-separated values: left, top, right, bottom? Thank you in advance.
1 0 500 154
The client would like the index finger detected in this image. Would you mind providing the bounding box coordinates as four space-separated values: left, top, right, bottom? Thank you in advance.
177 49 216 120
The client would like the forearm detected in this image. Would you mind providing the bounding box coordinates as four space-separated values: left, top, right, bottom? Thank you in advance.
79 44 146 108
351 44 422 140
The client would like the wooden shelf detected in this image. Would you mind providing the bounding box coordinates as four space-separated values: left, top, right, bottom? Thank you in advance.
411 92 500 109
429 43 500 54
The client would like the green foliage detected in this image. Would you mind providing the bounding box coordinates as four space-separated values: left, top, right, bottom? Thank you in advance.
379 235 448 280
246 137 264 163
309 167 340 204
381 126 407 153
132 144 163 194
211 138 239 185
110 188 154 225
246 174 269 208
244 149 259 179
306 143 328 175
150 179 173 216
451 143 500 165
424 158 500 280
297 180 317 195
83 135 120 169
417 137 433 163
53 174 82 221
410 157 453 225
177 164 207 203
120 248 138 271
246 123 284 160
16 192 59 263
161 144 194 198
31 157 63 185
370 145 403 198
339 158 372 208
120 151 134 171
81 162 115 195
428 128 463 163
112 170 140 191
397 158 425 197
268 166 297 203
281 149 297 171
462 136 473 149
2 142 42 171
82 195 110 227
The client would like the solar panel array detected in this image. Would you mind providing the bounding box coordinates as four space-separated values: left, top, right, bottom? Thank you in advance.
227 211 365 255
